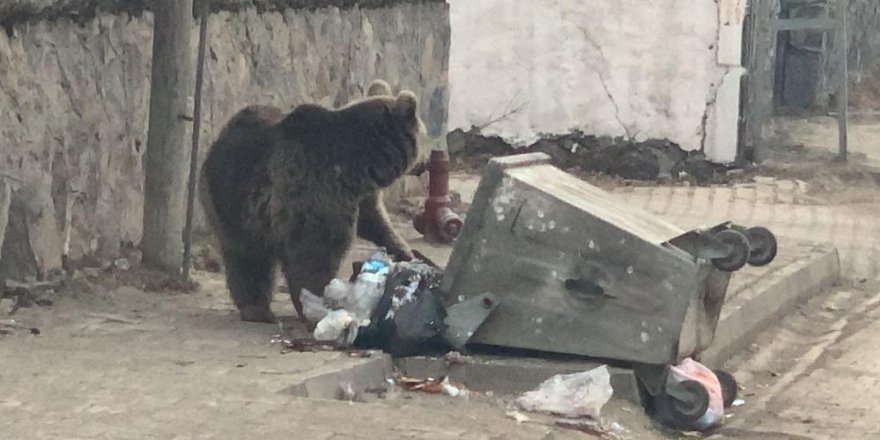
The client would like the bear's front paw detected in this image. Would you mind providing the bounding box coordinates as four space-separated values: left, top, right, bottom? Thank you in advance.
239 305 277 323
408 161 428 177
391 248 415 262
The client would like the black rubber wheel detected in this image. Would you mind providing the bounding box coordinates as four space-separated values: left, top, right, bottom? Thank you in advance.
711 229 750 272
713 369 738 408
669 380 711 425
746 226 778 267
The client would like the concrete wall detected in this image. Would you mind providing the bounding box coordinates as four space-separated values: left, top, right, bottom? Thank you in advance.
0 1 450 280
445 0 746 163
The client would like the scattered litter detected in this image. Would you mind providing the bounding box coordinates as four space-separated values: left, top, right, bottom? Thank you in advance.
300 247 498 357
515 365 613 419
323 278 352 308
353 258 449 357
275 337 337 353
346 350 382 358
113 258 131 271
665 358 725 430
0 318 38 336
301 288 330 323
440 376 469 398
505 411 531 424
338 382 357 402
395 375 469 398
732 399 745 407
313 309 358 345
381 281 448 357
396 376 444 394
310 250 392 343
443 350 472 365
555 418 624 439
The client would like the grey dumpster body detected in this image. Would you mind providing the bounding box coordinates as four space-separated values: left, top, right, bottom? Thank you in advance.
438 153 734 365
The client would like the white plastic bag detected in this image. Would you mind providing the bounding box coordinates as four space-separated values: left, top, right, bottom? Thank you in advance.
301 288 330 323
515 365 613 419
323 278 352 309
668 358 724 430
313 309 358 345
347 271 386 325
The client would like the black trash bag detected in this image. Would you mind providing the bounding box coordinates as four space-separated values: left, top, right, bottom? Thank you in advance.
353 260 448 357
386 282 449 357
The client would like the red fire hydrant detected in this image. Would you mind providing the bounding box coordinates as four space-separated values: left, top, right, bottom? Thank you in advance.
413 149 464 243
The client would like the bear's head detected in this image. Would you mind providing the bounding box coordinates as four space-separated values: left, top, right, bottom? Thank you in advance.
337 80 429 187
363 80 430 178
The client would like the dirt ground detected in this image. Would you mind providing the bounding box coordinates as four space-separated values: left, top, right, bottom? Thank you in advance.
711 280 880 439
0 263 673 440
4 232 879 440
5 145 880 439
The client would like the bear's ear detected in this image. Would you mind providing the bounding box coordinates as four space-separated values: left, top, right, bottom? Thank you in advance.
396 90 427 136
395 90 419 121
366 79 392 97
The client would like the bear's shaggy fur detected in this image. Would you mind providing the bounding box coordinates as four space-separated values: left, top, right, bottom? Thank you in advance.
199 80 428 323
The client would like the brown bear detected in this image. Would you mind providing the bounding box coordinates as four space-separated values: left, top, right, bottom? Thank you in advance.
199 80 428 323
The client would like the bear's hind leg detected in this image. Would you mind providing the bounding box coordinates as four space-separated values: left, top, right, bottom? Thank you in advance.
357 191 414 262
224 250 276 323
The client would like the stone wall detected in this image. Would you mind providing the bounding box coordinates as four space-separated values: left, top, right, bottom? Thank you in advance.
0 0 450 280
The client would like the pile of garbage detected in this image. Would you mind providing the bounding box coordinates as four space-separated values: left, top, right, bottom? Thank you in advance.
301 249 484 357
297 248 740 434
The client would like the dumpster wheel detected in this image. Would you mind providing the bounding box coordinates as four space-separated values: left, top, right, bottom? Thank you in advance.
713 369 739 409
669 379 711 426
745 226 778 267
711 229 750 272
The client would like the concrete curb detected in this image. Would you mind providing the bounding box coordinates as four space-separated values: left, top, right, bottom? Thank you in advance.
699 243 841 368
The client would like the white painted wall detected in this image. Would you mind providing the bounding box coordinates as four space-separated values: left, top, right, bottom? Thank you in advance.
446 0 746 163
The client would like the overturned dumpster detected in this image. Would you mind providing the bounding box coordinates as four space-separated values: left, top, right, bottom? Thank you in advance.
437 153 776 365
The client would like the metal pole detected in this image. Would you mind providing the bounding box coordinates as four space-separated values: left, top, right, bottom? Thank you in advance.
837 0 849 161
182 0 210 281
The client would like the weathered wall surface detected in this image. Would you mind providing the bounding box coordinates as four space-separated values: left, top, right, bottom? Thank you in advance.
0 1 450 280
446 0 745 163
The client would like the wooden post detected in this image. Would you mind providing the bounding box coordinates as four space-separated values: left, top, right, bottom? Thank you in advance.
837 0 849 162
142 0 195 273
182 0 211 281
